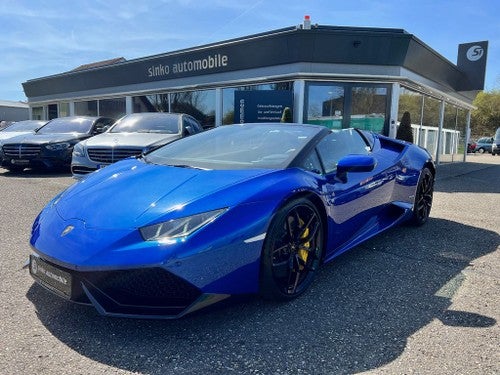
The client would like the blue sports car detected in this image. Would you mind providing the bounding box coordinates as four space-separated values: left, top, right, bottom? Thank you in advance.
29 123 435 318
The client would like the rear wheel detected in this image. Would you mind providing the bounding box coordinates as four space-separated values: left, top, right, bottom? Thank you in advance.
410 167 434 226
260 198 324 301
477 148 485 154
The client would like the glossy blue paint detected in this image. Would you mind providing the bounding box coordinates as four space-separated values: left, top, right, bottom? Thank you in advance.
29 124 434 317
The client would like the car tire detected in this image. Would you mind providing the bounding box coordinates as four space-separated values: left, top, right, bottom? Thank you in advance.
260 198 324 301
410 167 434 226
477 148 485 154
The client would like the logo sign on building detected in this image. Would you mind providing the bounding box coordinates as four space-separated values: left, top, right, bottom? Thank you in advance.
234 90 293 123
457 41 488 91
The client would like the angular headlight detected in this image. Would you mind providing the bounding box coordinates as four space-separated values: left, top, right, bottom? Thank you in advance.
46 142 71 151
140 208 227 242
72 142 85 157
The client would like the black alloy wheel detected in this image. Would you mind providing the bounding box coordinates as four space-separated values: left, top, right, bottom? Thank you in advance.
411 167 434 226
260 198 324 300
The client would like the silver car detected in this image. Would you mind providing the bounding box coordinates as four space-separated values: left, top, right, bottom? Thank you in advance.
71 112 203 178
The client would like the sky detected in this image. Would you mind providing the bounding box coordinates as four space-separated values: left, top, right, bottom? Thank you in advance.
0 0 498 102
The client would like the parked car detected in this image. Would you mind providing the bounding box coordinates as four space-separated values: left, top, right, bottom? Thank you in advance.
71 112 203 178
474 137 493 154
467 141 476 153
29 123 435 319
0 116 115 172
0 120 46 141
491 127 500 156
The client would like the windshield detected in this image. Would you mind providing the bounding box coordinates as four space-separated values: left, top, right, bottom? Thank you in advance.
144 124 320 170
2 120 45 132
110 113 180 134
37 117 94 134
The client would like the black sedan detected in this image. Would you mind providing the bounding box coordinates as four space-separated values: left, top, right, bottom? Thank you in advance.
0 116 115 172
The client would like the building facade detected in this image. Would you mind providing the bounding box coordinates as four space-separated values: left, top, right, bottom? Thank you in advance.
0 100 29 124
22 24 488 164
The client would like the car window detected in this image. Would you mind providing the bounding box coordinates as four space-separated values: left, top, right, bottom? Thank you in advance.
298 149 323 174
316 128 370 174
145 124 320 170
110 114 180 134
37 117 94 134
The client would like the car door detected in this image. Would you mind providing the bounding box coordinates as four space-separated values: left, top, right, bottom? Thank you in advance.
313 129 397 254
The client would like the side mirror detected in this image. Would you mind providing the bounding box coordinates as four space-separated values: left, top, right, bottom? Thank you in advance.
93 125 111 135
335 154 376 183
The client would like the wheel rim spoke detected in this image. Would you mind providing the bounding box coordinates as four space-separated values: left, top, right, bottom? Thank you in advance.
415 172 434 221
270 203 322 295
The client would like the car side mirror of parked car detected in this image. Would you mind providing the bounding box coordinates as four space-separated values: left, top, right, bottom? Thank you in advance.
93 125 111 135
335 154 376 183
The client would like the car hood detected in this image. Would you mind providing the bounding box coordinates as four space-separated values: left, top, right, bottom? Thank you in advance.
82 132 180 148
0 131 34 141
54 158 277 229
4 133 87 144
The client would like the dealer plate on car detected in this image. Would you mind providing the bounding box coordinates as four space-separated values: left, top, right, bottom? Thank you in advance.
11 159 30 165
29 255 72 298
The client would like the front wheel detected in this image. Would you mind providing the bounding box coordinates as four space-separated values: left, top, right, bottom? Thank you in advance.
260 198 324 301
410 167 434 226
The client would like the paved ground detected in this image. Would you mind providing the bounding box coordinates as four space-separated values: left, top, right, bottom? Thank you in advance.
0 154 498 374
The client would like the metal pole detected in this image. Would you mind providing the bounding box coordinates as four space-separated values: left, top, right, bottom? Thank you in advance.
464 110 471 162
435 100 445 164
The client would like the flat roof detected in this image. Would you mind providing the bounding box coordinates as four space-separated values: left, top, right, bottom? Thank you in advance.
22 25 471 101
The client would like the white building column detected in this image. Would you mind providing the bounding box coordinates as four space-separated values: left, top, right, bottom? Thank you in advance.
435 100 445 164
389 82 400 138
125 96 133 114
464 110 471 162
293 79 305 124
215 88 223 127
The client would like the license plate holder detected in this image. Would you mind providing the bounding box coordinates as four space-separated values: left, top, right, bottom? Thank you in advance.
29 255 73 298
11 159 30 165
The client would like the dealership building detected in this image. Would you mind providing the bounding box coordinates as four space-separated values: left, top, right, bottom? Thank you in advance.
22 20 488 163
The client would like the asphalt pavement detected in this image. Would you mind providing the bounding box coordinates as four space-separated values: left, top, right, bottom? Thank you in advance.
0 154 498 374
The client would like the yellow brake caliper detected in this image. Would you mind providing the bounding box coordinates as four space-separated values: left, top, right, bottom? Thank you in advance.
298 218 310 269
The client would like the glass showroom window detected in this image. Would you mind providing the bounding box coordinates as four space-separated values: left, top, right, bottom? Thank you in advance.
398 87 423 145
99 98 126 119
350 85 389 133
222 82 293 125
133 94 169 113
422 96 441 157
31 106 44 120
304 83 344 129
59 102 70 117
170 89 216 129
75 100 98 116
440 103 467 162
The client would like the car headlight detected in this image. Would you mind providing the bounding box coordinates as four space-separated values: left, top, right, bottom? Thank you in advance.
46 142 71 151
72 142 85 157
140 208 227 242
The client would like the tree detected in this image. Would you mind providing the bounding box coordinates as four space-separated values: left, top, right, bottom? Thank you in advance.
281 107 293 123
396 111 414 143
471 90 500 137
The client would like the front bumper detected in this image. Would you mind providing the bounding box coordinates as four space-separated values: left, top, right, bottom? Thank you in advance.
29 254 229 318
0 146 72 170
